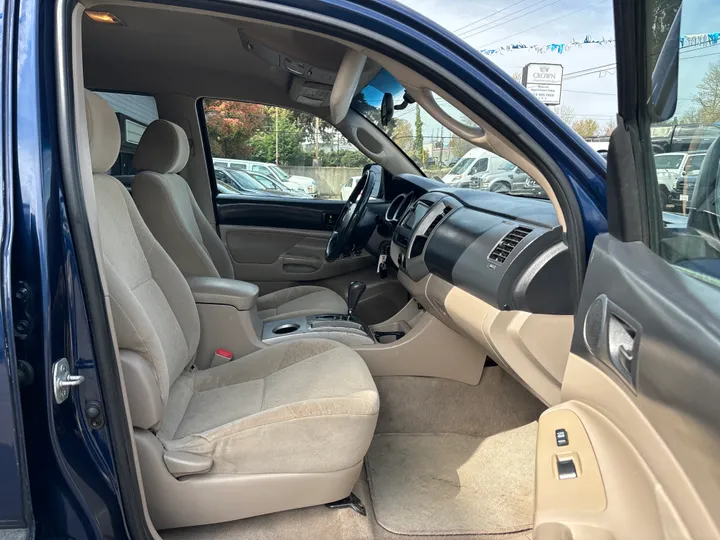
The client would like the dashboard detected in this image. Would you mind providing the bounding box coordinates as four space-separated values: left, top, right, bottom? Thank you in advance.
386 174 573 316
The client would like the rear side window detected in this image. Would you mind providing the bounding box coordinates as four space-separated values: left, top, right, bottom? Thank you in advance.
95 92 158 181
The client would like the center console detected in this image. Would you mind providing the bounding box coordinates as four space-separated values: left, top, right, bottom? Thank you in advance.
262 314 375 346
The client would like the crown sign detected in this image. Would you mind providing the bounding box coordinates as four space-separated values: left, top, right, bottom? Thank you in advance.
540 66 550 72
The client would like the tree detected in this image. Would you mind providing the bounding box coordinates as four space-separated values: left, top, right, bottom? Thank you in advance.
602 119 617 136
249 108 306 165
551 105 576 126
684 60 720 123
413 106 424 159
449 135 473 158
390 119 414 153
572 118 601 139
512 71 523 84
204 100 266 159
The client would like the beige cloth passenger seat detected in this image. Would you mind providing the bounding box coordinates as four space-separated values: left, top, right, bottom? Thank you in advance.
131 120 347 322
84 90 378 529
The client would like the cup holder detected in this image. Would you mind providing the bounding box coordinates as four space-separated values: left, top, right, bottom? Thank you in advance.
272 323 300 335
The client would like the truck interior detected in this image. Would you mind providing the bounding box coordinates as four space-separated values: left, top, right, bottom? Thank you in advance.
48 1 719 539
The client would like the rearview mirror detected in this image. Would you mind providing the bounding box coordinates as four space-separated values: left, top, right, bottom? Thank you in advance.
381 93 394 126
648 2 682 122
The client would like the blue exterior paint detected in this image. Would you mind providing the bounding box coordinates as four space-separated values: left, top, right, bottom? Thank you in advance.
10 0 128 537
2 0 609 538
0 0 33 528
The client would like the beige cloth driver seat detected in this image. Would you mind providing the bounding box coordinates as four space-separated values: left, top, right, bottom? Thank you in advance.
84 90 378 530
130 120 347 322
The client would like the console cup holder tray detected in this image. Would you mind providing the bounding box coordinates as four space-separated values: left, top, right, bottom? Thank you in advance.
272 323 300 335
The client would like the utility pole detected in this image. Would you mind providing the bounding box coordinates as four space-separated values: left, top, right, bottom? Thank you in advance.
314 116 320 166
275 107 279 165
439 127 444 165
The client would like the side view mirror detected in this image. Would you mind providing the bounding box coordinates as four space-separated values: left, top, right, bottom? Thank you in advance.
687 137 720 230
649 5 681 122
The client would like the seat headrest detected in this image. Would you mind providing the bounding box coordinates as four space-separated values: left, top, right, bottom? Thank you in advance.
133 120 190 174
85 90 121 173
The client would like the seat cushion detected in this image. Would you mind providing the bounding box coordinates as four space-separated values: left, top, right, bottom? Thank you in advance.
257 286 347 322
157 339 378 475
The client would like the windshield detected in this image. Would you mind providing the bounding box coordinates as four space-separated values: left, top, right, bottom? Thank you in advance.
270 165 290 180
654 154 684 170
225 169 266 191
351 69 548 199
449 157 473 175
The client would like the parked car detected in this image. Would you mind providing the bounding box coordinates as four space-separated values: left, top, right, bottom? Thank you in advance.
341 176 362 200
654 151 706 207
214 166 283 197
442 148 512 184
212 158 315 195
340 175 381 200
477 164 531 192
650 123 720 154
587 141 610 159
246 170 313 198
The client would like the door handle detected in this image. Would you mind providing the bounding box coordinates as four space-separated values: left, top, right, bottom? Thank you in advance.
607 310 639 384
584 295 640 386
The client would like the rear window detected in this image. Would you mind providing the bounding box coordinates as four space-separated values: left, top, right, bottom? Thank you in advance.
96 92 158 179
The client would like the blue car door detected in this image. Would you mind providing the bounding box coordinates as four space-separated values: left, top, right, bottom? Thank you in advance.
0 0 33 534
548 0 720 537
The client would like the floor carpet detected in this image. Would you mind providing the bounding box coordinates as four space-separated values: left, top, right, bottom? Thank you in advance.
366 423 537 537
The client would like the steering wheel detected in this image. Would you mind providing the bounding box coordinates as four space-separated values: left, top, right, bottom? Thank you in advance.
326 164 382 261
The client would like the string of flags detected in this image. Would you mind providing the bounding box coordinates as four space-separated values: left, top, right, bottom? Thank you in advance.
479 32 720 56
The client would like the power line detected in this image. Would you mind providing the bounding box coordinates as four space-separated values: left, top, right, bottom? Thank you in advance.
475 0 610 49
458 0 560 40
454 0 531 35
564 89 617 96
464 0 566 42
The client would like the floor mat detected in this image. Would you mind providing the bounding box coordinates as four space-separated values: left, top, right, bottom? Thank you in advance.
366 423 537 537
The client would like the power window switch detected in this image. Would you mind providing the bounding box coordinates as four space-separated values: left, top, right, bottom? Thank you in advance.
557 456 577 480
555 428 569 447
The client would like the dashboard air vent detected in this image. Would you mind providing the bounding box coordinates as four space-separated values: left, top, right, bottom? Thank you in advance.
488 226 533 264
425 206 451 236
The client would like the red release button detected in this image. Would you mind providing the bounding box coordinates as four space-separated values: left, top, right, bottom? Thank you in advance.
215 348 232 359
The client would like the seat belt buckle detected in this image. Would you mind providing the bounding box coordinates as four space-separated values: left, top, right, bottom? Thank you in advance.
213 348 233 367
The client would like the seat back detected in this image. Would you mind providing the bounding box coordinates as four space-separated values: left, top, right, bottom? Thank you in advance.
132 120 234 279
85 90 200 424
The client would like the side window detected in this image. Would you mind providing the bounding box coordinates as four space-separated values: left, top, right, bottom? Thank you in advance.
650 0 720 282
96 92 158 185
202 99 372 200
468 158 488 175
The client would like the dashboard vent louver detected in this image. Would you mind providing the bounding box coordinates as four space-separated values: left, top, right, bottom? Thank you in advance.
488 226 533 264
425 206 451 236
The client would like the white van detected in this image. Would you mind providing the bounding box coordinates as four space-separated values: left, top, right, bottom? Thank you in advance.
442 148 512 185
212 158 317 197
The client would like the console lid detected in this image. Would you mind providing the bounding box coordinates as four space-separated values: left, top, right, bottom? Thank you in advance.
186 277 259 311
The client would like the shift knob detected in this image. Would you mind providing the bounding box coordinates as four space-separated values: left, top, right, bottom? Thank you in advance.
347 281 367 318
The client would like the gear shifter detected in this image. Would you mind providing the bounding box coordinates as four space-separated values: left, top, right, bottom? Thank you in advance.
346 281 366 319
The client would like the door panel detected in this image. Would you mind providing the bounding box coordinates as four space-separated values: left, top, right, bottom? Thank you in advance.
220 225 374 293
217 197 346 231
537 234 720 540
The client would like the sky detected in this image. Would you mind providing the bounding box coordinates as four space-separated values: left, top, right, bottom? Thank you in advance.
390 0 720 136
